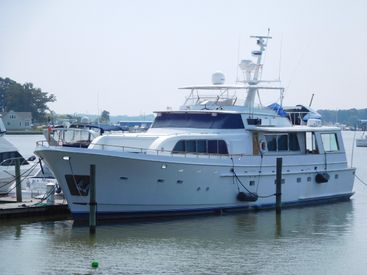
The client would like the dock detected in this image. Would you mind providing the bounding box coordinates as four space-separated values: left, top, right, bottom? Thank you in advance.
0 196 70 220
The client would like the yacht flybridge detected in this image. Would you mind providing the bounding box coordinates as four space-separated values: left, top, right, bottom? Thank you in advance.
35 35 355 221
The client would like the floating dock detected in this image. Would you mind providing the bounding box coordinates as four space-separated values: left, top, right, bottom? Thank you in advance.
0 197 70 220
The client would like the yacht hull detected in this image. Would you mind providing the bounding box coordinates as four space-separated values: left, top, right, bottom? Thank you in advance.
35 146 355 222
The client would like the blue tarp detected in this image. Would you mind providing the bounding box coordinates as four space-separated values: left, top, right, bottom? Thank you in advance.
267 103 288 117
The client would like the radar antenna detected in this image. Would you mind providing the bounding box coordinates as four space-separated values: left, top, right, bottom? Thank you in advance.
241 33 272 109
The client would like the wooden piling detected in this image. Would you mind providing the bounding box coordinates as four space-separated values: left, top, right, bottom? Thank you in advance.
15 159 22 203
275 157 282 214
89 164 97 234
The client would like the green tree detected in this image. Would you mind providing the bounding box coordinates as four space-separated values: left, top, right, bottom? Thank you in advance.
100 110 110 123
0 77 56 122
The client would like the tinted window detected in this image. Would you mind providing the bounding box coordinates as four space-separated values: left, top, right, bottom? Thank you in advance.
0 151 28 166
289 133 300 151
186 140 196 153
172 140 185 153
208 140 218 154
265 135 277 151
197 140 207 153
218 140 228 154
278 135 288 151
152 113 244 129
265 133 300 152
173 139 228 155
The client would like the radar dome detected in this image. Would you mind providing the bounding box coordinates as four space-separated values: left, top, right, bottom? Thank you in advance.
212 71 225 85
81 116 90 124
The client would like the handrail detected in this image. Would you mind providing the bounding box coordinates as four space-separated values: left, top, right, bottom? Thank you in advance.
36 140 245 159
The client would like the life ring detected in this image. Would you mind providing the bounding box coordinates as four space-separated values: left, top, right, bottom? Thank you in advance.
259 138 267 153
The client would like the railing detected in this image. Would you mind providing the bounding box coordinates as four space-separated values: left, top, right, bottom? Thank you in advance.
183 90 241 107
36 140 244 159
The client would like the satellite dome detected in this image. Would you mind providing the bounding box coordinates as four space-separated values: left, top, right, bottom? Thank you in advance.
212 71 225 85
81 116 90 124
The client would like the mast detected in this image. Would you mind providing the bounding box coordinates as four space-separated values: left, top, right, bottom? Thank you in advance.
240 35 272 110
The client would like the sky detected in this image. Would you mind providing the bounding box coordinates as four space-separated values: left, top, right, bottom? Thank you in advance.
0 0 366 116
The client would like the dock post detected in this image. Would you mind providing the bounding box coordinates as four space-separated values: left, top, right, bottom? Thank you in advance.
15 159 22 202
275 157 282 214
89 164 97 234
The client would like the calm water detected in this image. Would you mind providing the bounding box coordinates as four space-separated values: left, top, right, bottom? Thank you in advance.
1 132 367 274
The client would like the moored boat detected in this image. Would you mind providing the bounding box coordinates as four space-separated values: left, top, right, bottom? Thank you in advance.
356 134 367 147
34 35 355 222
0 117 41 194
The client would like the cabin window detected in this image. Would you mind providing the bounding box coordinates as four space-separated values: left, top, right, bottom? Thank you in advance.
265 135 277 151
218 140 228 154
306 132 319 154
264 133 300 152
278 135 288 151
173 140 185 152
173 139 228 155
185 140 196 153
289 133 300 151
208 140 218 154
197 140 206 153
0 151 28 166
321 133 339 152
152 113 244 129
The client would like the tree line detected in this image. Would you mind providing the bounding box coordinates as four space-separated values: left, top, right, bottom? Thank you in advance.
0 77 56 123
1 76 366 127
318 109 367 127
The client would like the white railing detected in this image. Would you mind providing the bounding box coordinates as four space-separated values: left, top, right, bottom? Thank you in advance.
36 140 243 159
183 90 241 107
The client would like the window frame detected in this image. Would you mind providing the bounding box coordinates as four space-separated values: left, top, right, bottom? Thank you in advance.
172 139 229 155
321 132 339 152
264 133 300 153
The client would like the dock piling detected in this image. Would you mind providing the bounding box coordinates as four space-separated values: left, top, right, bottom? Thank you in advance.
275 157 282 214
15 159 22 202
89 164 97 234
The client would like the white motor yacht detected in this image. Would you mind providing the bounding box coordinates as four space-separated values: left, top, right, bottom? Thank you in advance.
35 35 355 221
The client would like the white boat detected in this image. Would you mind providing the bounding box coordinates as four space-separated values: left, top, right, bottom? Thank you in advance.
356 133 367 147
44 123 125 148
34 35 355 221
0 119 39 194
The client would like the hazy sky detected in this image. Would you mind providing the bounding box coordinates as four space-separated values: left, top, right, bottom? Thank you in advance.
0 0 366 115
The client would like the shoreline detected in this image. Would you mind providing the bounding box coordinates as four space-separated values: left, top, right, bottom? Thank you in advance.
6 131 43 135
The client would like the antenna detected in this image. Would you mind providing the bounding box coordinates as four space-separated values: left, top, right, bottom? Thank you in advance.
235 36 241 83
309 93 315 107
278 35 283 82
97 92 100 125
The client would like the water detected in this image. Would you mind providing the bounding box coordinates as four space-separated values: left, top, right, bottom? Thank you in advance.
1 132 367 274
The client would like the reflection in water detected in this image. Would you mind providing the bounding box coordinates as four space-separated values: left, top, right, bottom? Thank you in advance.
0 201 356 274
275 213 282 239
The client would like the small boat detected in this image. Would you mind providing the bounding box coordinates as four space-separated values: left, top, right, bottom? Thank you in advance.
35 34 355 222
356 133 367 147
44 123 124 148
0 118 39 194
